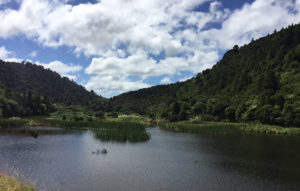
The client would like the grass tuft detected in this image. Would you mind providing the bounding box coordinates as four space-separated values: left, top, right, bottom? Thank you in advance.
0 174 36 191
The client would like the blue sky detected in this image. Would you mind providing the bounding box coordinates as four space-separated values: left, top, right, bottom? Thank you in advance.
0 0 299 97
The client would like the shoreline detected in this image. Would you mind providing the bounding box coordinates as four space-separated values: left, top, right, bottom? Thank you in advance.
0 173 36 191
158 121 300 136
1 117 300 137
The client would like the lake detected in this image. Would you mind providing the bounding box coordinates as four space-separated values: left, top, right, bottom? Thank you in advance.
0 127 299 191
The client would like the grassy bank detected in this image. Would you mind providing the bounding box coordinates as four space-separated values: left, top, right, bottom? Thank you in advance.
0 174 36 191
159 120 300 136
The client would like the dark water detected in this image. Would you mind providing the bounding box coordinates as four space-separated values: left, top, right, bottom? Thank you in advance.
0 127 299 191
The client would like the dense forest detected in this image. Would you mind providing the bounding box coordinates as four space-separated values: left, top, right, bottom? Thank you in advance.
102 24 300 127
0 60 99 104
0 60 100 118
0 84 55 117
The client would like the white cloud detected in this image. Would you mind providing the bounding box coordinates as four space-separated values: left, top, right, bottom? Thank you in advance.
63 74 77 80
179 76 193 82
205 0 300 49
0 0 300 96
0 46 12 60
0 46 25 63
160 77 173 84
85 75 150 97
4 57 23 63
36 60 82 80
0 46 11 59
85 52 195 79
29 50 38 58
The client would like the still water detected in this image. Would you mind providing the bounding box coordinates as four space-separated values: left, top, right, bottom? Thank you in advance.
0 127 299 191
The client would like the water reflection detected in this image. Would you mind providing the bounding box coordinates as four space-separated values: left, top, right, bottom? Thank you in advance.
0 127 299 191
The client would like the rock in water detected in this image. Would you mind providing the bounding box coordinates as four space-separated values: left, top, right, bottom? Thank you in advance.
101 149 107 154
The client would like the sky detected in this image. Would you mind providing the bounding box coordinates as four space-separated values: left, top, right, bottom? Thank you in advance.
0 0 300 97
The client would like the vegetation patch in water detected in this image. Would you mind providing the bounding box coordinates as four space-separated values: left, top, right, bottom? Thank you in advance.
0 115 151 142
160 121 300 135
91 122 150 142
36 117 150 142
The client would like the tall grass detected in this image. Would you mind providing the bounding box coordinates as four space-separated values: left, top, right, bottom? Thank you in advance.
91 121 150 142
92 128 150 142
159 121 300 135
0 116 150 142
37 118 150 142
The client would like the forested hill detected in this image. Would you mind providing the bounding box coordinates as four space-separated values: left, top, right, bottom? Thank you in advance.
106 24 300 127
0 60 99 104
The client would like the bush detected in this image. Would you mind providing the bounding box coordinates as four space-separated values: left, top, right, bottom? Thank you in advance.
111 112 118 118
95 111 105 119
200 114 216 121
107 112 118 118
225 106 236 122
62 115 67 120
73 116 83 121
192 101 206 114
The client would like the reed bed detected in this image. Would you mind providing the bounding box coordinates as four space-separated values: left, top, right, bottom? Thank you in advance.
159 121 300 135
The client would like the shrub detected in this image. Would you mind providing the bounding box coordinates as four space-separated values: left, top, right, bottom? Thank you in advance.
62 115 67 120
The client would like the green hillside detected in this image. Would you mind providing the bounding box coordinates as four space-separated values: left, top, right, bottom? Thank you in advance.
0 60 101 118
0 84 55 117
105 24 300 127
0 60 99 104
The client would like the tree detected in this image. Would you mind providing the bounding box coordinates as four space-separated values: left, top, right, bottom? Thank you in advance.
263 71 278 91
95 111 105 119
225 106 236 122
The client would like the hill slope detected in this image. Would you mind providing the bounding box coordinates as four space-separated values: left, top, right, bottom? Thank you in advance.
106 24 300 127
0 60 99 104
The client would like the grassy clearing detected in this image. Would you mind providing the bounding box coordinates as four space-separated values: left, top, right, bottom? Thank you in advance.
159 120 300 136
0 174 36 191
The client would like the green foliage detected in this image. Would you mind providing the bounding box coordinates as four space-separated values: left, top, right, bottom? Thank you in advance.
0 86 55 117
102 24 300 127
192 101 206 114
0 60 100 104
91 122 150 142
160 121 300 135
225 106 236 122
107 112 118 118
36 117 150 142
62 115 67 120
95 111 105 119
